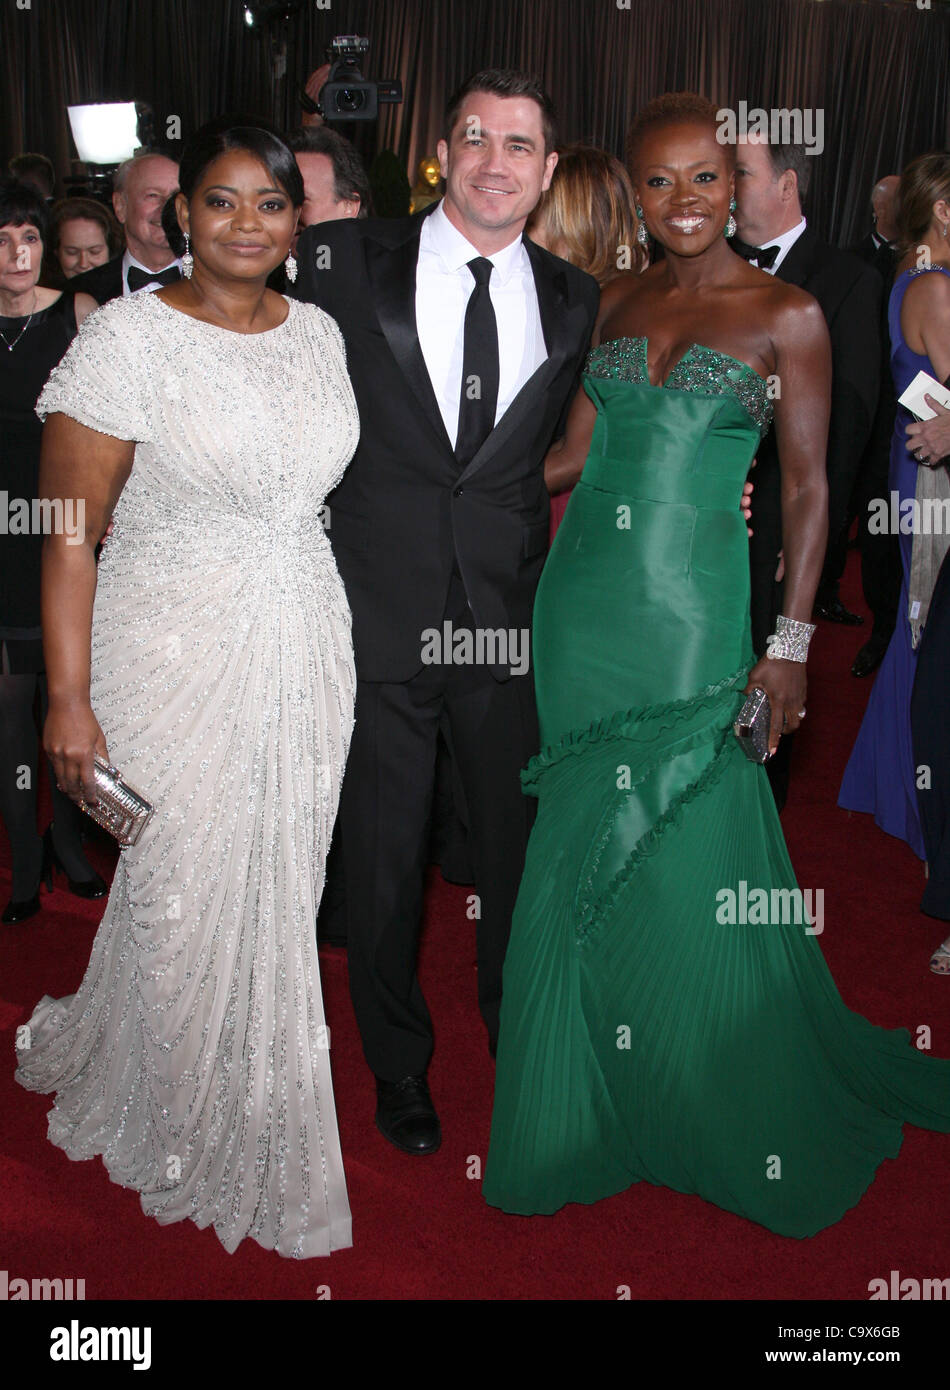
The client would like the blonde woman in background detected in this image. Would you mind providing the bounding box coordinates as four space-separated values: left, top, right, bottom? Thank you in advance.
527 144 646 537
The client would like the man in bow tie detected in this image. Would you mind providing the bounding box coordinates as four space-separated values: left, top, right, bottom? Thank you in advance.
734 129 882 808
71 150 181 304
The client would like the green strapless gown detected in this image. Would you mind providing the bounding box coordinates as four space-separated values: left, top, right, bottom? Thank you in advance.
482 338 950 1238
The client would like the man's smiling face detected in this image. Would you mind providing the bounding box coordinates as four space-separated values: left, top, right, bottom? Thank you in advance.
437 91 557 250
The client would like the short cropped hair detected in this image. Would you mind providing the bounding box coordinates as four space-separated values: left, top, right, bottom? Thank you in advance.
113 147 179 195
760 141 812 204
626 92 728 173
443 69 557 156
287 126 372 216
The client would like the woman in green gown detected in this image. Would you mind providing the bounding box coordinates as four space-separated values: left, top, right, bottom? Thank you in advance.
483 94 950 1238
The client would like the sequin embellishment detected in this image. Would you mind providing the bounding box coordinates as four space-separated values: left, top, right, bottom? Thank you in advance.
585 336 774 435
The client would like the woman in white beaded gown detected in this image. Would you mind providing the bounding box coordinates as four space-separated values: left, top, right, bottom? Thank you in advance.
14 124 359 1257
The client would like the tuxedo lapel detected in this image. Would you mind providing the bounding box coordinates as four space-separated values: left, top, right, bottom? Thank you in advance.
774 226 817 289
457 239 587 484
363 209 454 457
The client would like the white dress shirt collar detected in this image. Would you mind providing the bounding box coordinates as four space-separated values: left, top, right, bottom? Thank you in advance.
760 217 807 275
423 199 526 286
122 248 183 296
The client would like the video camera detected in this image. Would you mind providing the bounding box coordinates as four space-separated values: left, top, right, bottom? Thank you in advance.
312 35 402 122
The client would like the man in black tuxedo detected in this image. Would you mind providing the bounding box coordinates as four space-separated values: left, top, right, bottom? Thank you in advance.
293 70 599 1153
848 175 902 678
71 151 181 303
734 132 882 808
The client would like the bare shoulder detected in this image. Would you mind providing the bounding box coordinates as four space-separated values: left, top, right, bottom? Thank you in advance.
766 278 827 348
903 264 950 309
595 269 650 335
74 292 98 326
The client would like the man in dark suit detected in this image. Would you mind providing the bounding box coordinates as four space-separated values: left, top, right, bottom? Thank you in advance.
293 69 599 1154
735 131 882 808
847 175 902 678
71 150 180 303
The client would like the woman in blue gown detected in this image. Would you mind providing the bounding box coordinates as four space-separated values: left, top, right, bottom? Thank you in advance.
839 152 950 972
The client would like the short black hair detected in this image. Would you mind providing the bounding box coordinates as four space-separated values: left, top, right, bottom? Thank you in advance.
0 177 50 243
9 152 55 198
286 126 373 217
760 141 812 203
177 118 304 208
442 69 557 156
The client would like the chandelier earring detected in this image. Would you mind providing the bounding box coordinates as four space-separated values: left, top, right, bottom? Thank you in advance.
284 250 298 283
181 232 194 279
725 197 737 239
635 205 649 248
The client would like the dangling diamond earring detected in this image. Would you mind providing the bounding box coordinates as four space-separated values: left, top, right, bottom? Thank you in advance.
181 232 194 279
284 250 298 284
725 197 737 239
635 204 649 248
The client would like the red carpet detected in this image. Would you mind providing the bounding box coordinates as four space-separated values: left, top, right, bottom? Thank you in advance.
2 551 947 1301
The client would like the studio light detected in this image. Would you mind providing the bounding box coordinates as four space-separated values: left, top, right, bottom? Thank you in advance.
67 102 141 164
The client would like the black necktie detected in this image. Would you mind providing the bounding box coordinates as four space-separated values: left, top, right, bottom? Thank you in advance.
454 257 499 467
127 264 181 293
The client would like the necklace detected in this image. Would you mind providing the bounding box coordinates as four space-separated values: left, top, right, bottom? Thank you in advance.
0 291 38 351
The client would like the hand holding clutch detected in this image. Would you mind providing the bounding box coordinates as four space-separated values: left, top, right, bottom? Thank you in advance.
78 756 153 848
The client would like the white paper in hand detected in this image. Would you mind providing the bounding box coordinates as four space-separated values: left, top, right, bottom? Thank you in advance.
897 370 950 420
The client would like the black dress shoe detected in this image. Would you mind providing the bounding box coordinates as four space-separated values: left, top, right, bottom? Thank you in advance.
44 825 107 899
851 637 888 678
813 597 864 626
375 1074 441 1154
2 833 53 924
1 891 42 925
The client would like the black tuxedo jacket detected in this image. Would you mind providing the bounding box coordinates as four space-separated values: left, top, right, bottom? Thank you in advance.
849 234 898 467
851 232 897 287
70 255 124 305
293 205 599 682
747 224 883 643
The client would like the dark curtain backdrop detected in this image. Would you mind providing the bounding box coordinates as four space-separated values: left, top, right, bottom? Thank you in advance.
3 0 949 245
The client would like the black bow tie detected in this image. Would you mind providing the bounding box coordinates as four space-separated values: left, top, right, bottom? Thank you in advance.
127 264 181 293
731 239 780 269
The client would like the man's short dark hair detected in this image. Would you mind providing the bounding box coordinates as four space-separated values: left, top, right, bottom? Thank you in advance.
442 69 557 156
8 152 55 199
286 126 372 217
761 141 812 204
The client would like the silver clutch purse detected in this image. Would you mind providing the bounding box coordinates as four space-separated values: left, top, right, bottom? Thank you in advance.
734 688 772 763
78 755 154 847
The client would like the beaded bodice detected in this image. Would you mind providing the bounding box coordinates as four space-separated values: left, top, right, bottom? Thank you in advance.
585 336 774 436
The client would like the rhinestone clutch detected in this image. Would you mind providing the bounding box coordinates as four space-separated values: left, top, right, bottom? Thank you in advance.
734 688 772 763
78 755 154 847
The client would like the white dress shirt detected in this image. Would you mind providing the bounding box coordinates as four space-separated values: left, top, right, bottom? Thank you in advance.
121 249 183 296
415 200 547 448
752 217 807 276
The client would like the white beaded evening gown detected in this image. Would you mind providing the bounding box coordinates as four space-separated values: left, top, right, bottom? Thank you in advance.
15 292 359 1257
